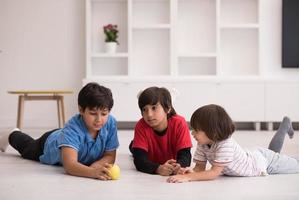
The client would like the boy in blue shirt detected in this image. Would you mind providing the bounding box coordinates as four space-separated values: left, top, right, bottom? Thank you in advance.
0 82 119 180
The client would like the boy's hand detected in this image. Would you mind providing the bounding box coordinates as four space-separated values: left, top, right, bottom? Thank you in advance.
93 163 112 180
167 174 191 183
169 161 181 175
156 159 177 176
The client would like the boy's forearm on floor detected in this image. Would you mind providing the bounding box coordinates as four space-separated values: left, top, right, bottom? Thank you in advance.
188 165 223 181
90 154 116 168
64 162 96 179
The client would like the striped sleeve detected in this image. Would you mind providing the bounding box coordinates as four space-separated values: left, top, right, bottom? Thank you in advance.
214 140 234 165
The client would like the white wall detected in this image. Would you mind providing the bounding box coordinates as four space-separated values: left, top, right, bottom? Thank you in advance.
0 0 298 129
0 0 85 129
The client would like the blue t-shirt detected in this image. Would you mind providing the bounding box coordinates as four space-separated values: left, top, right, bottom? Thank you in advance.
39 114 119 165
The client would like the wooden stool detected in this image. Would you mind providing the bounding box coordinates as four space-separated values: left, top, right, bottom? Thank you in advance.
8 90 73 129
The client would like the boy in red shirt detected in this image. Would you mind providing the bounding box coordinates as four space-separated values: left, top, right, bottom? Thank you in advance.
129 87 192 176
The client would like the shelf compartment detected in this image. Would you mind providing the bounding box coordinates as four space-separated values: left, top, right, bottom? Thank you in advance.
178 0 217 54
178 57 217 76
132 0 170 26
131 29 170 76
90 0 128 53
91 57 128 76
220 0 258 25
219 29 259 76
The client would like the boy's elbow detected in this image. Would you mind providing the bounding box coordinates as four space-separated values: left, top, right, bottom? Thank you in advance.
63 164 73 175
62 160 77 175
209 173 220 180
133 157 140 168
208 170 222 180
133 158 145 172
133 158 156 174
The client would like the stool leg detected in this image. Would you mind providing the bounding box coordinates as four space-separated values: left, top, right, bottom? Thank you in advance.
57 97 62 128
60 96 66 126
17 95 24 129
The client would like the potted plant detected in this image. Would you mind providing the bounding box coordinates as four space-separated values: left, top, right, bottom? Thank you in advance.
103 24 119 53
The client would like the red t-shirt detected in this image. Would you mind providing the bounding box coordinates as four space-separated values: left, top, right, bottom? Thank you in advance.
132 114 192 164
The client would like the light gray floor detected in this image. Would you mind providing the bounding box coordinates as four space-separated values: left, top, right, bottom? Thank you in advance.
1 129 299 200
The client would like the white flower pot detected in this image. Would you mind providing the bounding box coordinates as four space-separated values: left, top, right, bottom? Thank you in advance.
105 42 117 53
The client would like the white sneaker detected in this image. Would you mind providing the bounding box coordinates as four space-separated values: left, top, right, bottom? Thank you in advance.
0 133 10 152
11 128 20 132
0 128 20 152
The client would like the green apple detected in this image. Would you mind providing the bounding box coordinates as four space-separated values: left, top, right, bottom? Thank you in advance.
109 164 120 180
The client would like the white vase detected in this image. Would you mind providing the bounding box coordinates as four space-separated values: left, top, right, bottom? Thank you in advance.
105 42 117 53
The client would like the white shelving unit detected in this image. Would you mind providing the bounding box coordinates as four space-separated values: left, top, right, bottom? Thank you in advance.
219 0 259 76
84 0 299 127
177 0 217 76
86 0 259 78
86 0 129 77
